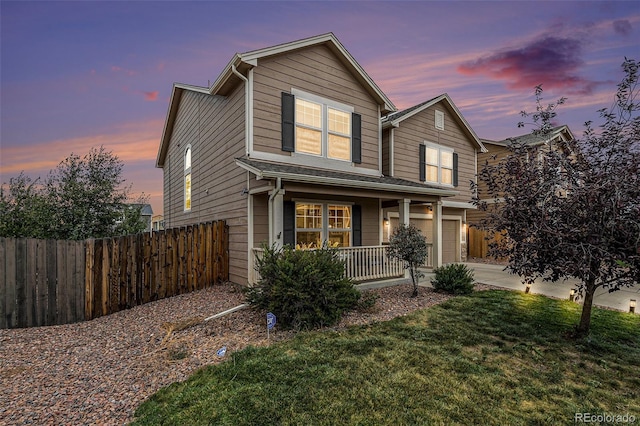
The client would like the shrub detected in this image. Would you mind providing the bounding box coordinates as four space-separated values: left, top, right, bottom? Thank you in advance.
245 244 360 330
431 263 475 295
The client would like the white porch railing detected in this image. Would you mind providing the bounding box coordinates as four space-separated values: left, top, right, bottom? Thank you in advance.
250 244 433 284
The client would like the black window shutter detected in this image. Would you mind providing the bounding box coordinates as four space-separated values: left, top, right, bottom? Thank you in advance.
352 204 362 246
283 201 295 246
419 144 426 181
281 92 295 152
453 152 459 187
351 113 361 164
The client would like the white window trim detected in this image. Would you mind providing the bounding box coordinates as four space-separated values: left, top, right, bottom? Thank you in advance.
184 144 192 212
291 88 354 163
423 141 454 187
294 201 353 247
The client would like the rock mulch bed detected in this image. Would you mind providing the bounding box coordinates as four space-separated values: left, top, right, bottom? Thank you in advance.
1 282 491 425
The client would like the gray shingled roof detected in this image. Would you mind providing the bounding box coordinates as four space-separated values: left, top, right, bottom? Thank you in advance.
382 96 439 123
482 125 572 147
235 157 457 196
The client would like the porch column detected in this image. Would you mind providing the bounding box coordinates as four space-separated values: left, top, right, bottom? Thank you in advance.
399 198 411 226
269 189 284 248
432 200 442 268
399 198 411 278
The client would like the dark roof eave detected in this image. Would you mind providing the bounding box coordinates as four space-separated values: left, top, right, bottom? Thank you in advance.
235 158 458 197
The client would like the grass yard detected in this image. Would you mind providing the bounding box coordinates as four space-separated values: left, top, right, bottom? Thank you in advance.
132 290 640 425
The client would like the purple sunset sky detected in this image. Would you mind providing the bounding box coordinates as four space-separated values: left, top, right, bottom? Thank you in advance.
1 1 638 215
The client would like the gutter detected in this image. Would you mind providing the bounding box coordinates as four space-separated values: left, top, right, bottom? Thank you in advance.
231 64 250 157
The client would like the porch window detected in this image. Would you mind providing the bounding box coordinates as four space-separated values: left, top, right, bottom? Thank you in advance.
328 205 351 247
295 203 351 248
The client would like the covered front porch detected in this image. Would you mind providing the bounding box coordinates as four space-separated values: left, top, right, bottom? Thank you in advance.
236 158 460 285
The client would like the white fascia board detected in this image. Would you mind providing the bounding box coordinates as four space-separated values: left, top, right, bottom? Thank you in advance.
239 33 335 62
239 33 396 113
234 159 265 179
442 200 477 209
174 82 210 94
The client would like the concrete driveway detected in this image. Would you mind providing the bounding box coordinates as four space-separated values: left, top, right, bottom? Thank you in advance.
457 262 639 313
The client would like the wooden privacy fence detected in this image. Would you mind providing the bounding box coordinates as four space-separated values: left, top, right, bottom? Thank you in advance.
468 227 505 259
1 221 229 329
0 239 85 329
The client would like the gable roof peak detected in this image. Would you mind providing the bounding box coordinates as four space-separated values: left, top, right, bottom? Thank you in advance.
382 93 487 153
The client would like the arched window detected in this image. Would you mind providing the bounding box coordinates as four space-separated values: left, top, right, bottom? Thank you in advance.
184 145 192 211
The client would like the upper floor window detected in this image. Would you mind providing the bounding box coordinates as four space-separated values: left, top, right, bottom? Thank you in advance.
184 145 192 211
420 142 457 186
294 93 352 161
282 90 361 163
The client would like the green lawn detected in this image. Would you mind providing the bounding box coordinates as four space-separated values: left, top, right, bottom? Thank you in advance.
132 290 640 425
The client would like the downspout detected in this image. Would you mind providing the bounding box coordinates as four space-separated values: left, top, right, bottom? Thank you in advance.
231 64 250 157
268 177 283 245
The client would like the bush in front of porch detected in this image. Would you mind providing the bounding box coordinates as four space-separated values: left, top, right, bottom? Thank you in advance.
245 244 360 330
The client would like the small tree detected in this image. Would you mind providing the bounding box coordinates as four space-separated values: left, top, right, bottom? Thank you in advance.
474 58 640 335
386 223 428 297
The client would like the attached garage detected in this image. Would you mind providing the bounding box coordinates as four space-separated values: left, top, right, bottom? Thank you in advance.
442 220 459 264
388 217 460 265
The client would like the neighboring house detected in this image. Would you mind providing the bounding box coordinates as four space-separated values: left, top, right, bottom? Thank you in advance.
156 33 486 285
139 204 154 232
116 203 154 233
467 125 575 257
152 214 165 231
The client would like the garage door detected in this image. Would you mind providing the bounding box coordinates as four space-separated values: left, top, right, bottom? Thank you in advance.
442 220 458 264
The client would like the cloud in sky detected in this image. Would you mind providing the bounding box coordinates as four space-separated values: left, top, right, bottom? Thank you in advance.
613 19 632 37
142 91 159 101
458 35 598 95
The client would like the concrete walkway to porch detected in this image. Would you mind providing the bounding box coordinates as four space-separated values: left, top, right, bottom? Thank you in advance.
357 262 639 314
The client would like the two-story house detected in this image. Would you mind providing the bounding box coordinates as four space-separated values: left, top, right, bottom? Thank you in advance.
156 33 486 285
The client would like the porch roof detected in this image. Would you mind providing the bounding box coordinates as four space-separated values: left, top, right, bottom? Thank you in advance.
235 157 458 197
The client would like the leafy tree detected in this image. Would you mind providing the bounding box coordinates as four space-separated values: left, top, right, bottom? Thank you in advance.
473 58 640 335
0 173 53 238
386 223 428 297
0 146 147 240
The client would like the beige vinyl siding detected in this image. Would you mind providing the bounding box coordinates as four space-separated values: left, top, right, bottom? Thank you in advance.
252 194 269 247
162 85 248 284
392 103 477 204
252 44 380 171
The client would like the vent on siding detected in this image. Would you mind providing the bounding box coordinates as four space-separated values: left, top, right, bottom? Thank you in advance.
435 110 444 131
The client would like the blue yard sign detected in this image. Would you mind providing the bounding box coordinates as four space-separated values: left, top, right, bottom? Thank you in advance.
266 312 276 329
216 346 227 357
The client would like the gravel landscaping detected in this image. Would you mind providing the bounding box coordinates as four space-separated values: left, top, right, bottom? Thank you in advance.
0 281 490 425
